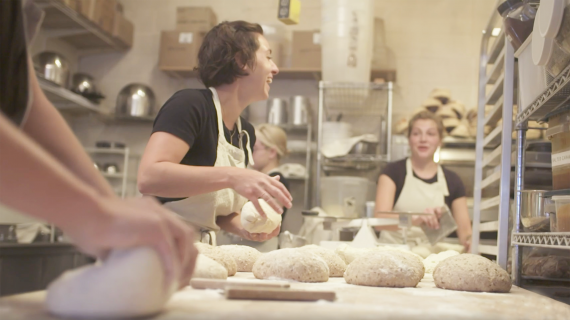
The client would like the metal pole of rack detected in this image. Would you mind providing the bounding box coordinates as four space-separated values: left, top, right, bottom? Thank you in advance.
304 123 312 209
316 82 325 207
386 82 393 162
513 124 527 285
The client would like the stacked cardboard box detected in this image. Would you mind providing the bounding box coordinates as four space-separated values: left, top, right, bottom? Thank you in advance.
159 7 217 71
291 30 321 69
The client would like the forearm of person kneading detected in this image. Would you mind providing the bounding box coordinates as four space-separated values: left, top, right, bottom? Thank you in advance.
451 197 472 245
0 114 109 232
138 162 235 197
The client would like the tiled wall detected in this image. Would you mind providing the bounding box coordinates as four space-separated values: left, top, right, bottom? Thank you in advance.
1 0 497 233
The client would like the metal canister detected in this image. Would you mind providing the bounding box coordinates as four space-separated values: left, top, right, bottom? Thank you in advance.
266 98 288 125
289 95 311 125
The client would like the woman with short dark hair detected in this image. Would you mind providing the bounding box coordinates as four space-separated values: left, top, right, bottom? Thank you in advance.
138 21 292 243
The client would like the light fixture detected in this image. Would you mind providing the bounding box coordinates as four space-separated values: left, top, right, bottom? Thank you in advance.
492 28 501 36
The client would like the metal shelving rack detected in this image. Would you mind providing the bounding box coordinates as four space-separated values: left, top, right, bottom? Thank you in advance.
512 53 570 286
472 2 515 267
85 147 131 198
277 123 313 210
315 81 393 207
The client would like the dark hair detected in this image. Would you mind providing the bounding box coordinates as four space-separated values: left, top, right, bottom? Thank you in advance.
407 110 445 138
196 21 263 87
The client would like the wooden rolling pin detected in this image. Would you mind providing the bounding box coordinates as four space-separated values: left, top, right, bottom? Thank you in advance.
190 278 291 290
226 287 336 302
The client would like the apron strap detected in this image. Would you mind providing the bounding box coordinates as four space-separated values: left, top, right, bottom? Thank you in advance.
240 127 255 166
406 158 449 196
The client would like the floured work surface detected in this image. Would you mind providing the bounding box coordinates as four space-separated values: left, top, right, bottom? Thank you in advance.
0 273 569 320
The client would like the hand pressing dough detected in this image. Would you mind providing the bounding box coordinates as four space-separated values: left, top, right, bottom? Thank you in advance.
334 244 371 264
252 248 329 282
240 200 282 234
218 245 262 272
299 245 347 277
192 254 228 279
344 250 424 287
433 254 512 293
423 250 460 274
194 242 237 276
47 247 175 319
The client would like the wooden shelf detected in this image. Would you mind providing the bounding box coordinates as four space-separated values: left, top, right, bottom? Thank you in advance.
35 0 130 55
161 68 397 82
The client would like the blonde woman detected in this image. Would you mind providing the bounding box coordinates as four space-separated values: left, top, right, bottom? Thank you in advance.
374 111 472 254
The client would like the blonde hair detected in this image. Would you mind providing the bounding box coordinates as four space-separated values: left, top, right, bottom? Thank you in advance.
407 110 445 139
256 124 288 157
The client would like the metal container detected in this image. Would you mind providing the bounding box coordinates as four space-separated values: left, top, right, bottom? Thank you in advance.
349 140 379 155
70 73 97 95
33 52 70 87
278 231 306 248
266 98 288 125
116 83 156 117
521 190 553 232
289 95 311 125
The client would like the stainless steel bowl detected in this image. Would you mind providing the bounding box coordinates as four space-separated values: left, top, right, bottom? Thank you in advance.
33 52 70 87
116 83 156 117
349 141 379 155
70 73 97 95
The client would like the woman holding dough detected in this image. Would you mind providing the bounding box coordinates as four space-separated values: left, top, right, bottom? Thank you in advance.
138 21 292 243
217 124 291 251
374 111 472 254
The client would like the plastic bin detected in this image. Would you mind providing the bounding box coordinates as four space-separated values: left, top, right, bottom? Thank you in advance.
552 195 570 232
516 37 548 112
547 111 570 190
320 176 375 218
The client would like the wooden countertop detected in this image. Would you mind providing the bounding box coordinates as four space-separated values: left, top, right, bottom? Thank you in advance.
0 273 568 320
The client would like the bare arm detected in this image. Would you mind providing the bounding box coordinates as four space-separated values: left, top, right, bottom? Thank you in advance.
21 58 115 197
138 132 292 214
374 174 399 231
451 196 472 251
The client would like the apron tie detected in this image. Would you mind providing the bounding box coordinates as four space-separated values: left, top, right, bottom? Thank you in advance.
240 129 255 166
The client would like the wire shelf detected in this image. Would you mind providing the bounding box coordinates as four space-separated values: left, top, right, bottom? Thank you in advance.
320 81 389 115
512 232 570 250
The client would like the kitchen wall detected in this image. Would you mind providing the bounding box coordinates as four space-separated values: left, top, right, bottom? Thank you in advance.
0 0 497 232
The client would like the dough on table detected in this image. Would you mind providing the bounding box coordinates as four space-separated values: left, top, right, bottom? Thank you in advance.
218 245 262 272
423 250 460 274
192 254 228 279
194 242 237 276
344 250 424 287
240 200 282 234
334 243 371 265
46 247 175 319
253 248 329 282
433 254 512 293
299 245 347 277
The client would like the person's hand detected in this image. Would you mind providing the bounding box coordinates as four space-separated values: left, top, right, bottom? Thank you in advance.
229 168 292 217
412 207 443 229
239 224 281 242
460 234 472 252
62 196 198 290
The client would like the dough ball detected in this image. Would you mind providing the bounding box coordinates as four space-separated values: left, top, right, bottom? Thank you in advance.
240 200 282 234
299 245 347 277
411 244 433 259
47 247 175 319
423 250 460 274
334 244 371 264
344 250 424 287
433 254 512 293
218 245 262 272
194 242 237 276
252 248 329 282
192 254 228 279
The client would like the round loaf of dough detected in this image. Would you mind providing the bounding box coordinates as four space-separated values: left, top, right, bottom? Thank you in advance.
194 242 237 276
344 250 424 287
47 247 175 319
423 250 459 274
253 248 329 282
299 245 347 277
192 254 228 279
433 254 512 293
240 200 282 234
218 245 262 272
334 244 371 265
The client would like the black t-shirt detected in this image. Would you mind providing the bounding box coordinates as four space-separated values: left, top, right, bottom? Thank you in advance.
0 0 42 126
381 158 466 209
152 88 256 203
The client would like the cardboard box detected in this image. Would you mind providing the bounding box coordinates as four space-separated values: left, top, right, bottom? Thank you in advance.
63 0 92 17
159 30 206 70
291 30 321 69
89 0 117 34
112 13 134 47
176 7 217 32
